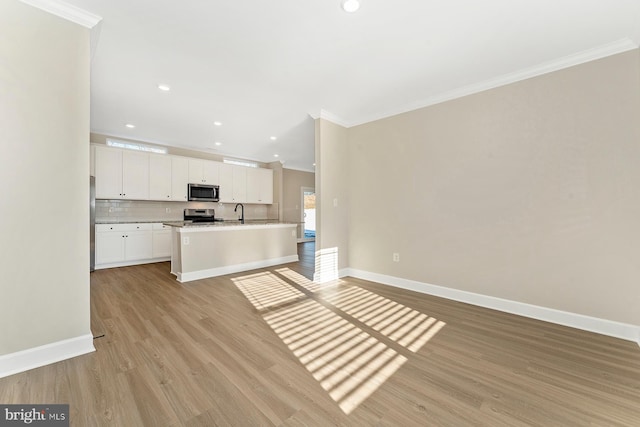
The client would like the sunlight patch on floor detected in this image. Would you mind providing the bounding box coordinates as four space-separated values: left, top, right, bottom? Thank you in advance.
275 267 340 293
232 267 445 414
232 271 305 310
324 286 446 353
263 299 407 415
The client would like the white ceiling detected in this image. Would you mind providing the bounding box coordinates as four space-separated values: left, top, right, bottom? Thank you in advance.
42 0 640 171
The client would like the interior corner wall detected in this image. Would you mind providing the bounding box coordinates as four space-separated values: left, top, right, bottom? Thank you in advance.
0 1 92 359
314 118 350 282
283 169 315 238
267 161 284 220
347 49 640 327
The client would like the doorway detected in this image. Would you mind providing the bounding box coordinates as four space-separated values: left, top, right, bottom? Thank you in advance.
301 187 315 242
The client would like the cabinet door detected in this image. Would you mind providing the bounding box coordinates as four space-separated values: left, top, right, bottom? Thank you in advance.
171 157 189 201
232 166 247 203
246 168 261 203
258 168 273 204
124 230 153 261
218 164 234 203
96 231 125 264
152 229 171 258
246 168 273 204
188 159 203 183
95 146 123 199
122 151 150 199
202 160 220 185
149 154 172 200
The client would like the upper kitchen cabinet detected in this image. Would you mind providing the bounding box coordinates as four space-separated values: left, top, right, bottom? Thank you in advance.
220 164 272 204
218 163 234 203
188 159 220 185
122 150 150 199
219 164 247 203
246 168 273 204
149 153 172 200
95 146 149 199
171 156 189 201
95 146 122 198
94 144 272 204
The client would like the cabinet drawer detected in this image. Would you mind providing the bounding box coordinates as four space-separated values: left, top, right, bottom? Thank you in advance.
96 223 153 233
152 223 171 230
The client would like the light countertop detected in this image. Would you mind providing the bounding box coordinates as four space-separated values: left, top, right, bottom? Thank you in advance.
163 220 294 228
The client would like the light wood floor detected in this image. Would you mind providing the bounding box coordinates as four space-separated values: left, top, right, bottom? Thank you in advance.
1 242 639 426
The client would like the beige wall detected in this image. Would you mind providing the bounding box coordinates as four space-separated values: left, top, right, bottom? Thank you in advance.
268 161 283 220
283 169 315 238
347 49 640 326
315 119 350 281
0 1 91 354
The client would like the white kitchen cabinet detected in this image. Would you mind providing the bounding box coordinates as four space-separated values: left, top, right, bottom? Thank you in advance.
122 151 150 199
218 164 234 203
95 146 149 200
95 223 153 268
188 159 220 185
246 168 273 204
152 223 172 258
149 154 172 200
95 226 125 264
220 164 272 204
94 145 272 204
220 164 247 203
95 146 123 199
126 229 153 261
171 156 189 201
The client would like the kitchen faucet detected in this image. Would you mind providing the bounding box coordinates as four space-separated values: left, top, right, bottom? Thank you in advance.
234 203 244 224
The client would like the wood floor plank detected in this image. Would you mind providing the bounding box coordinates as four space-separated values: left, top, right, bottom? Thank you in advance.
1 242 639 426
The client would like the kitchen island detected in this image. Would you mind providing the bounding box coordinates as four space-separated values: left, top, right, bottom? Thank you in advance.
163 221 298 282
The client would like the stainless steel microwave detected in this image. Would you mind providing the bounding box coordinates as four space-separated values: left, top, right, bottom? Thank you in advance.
188 183 219 202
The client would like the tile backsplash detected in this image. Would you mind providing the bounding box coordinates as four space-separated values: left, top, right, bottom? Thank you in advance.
96 200 279 223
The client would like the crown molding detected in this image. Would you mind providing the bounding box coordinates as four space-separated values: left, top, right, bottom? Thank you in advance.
20 0 102 28
283 165 315 173
347 38 640 127
308 110 350 128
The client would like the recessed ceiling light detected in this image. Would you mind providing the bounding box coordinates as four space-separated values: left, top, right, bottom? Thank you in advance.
274 154 279 158
313 163 316 167
157 84 171 91
270 136 277 141
214 141 222 146
214 121 222 126
341 0 360 13
125 123 135 128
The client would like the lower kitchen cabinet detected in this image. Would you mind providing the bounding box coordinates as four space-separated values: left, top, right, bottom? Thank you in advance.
95 223 169 269
152 223 172 258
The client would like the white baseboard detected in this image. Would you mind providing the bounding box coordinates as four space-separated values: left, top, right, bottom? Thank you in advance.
345 268 640 344
95 257 170 270
177 255 299 282
0 334 95 379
